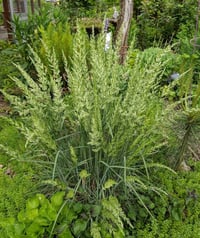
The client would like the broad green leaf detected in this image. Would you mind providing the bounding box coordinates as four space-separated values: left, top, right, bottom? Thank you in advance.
26 208 39 221
91 205 102 217
17 210 27 223
39 204 56 221
51 191 65 208
36 194 47 205
61 206 77 223
73 202 83 213
34 217 49 226
171 209 181 221
113 230 125 238
46 204 57 221
73 219 88 235
26 222 42 235
14 223 25 235
26 196 40 210
0 217 15 227
58 228 74 238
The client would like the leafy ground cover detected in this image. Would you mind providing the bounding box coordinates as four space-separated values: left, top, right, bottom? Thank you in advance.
0 0 200 237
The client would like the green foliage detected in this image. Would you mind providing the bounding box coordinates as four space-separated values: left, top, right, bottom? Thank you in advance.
0 192 131 238
129 46 179 88
98 196 133 237
0 0 3 24
12 5 69 64
0 192 66 237
3 162 200 237
0 41 23 93
0 164 35 219
136 0 197 49
0 117 37 227
3 163 200 237
162 54 200 169
60 0 119 19
1 46 67 155
0 117 25 158
0 27 173 236
39 22 73 74
133 161 200 237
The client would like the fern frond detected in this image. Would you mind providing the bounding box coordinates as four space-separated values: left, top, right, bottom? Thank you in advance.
101 196 133 235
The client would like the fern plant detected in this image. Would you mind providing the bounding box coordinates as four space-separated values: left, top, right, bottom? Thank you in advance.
1 27 173 234
39 22 73 75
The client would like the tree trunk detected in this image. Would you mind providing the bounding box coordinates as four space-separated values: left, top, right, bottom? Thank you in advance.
2 0 12 40
30 0 34 14
116 0 133 64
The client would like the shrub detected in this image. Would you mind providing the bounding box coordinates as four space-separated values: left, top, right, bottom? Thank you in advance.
1 27 173 235
11 4 70 67
39 22 73 77
135 0 197 49
134 161 200 237
0 192 131 238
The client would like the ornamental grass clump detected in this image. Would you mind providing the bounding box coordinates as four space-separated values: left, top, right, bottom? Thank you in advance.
1 27 171 217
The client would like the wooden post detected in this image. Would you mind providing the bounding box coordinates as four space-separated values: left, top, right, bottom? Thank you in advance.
38 0 41 8
2 0 12 40
30 0 34 14
16 0 20 12
116 0 133 64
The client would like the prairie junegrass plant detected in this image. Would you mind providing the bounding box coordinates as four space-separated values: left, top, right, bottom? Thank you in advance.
1 27 172 214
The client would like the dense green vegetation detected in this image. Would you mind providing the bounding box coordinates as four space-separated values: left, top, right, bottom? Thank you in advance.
1 0 200 237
